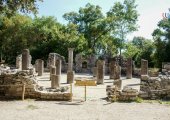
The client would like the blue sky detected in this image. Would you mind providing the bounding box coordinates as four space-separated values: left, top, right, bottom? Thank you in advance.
36 0 170 40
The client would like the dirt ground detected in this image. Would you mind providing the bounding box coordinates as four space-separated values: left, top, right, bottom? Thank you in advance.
0 73 170 120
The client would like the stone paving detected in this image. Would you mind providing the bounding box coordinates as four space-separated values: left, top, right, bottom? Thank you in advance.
36 73 140 101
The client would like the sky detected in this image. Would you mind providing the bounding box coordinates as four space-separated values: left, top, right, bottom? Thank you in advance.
36 0 170 40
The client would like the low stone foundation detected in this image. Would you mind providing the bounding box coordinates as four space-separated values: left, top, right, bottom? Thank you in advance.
0 71 71 101
139 77 170 100
106 85 138 101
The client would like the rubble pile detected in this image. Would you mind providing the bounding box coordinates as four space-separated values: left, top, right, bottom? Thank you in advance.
106 85 138 102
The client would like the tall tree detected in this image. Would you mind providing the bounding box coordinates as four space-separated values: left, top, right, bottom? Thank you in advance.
152 18 170 67
0 0 43 16
63 3 109 55
107 0 139 57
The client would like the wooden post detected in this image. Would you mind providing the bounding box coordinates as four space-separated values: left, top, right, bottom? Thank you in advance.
70 83 73 102
85 85 87 101
22 83 26 101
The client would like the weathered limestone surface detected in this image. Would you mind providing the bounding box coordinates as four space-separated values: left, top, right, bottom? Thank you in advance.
56 59 61 76
22 49 30 70
67 71 75 84
113 63 121 80
126 58 132 79
141 59 148 75
97 60 105 84
140 76 170 99
51 74 60 88
54 59 61 87
68 48 74 71
0 71 71 101
50 66 56 80
67 48 75 83
37 59 44 76
106 85 138 101
113 80 122 90
16 55 22 70
109 60 115 79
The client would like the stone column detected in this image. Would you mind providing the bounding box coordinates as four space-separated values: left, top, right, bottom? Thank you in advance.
37 59 44 76
50 65 56 80
113 63 121 80
141 59 148 75
51 74 60 88
97 60 105 84
22 49 30 70
126 58 132 79
48 53 56 68
29 55 32 68
35 59 39 72
55 59 61 87
68 48 74 71
51 66 58 88
16 55 22 70
141 59 149 80
67 48 75 84
109 60 115 79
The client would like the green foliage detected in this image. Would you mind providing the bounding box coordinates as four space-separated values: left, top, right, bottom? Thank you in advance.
0 0 43 16
63 3 108 55
131 37 155 67
107 0 139 56
0 0 140 64
0 14 32 63
134 97 143 103
123 42 140 58
152 19 170 68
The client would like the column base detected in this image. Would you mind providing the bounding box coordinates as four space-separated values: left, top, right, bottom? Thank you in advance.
67 71 75 84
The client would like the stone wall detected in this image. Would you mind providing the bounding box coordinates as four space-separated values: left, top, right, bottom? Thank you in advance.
106 85 138 101
0 71 71 101
139 76 170 99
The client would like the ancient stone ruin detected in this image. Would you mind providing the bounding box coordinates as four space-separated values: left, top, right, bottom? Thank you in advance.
0 49 71 101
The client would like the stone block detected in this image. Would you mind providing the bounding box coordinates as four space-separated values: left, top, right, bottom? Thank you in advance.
141 75 149 81
67 71 75 84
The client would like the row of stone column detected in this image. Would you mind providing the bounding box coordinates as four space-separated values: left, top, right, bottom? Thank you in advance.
95 58 133 84
49 48 75 88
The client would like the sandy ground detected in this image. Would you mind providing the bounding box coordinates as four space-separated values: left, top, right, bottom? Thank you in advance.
0 73 170 120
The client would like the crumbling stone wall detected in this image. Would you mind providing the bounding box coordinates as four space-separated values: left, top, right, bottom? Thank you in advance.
106 85 138 101
140 77 170 99
0 71 71 100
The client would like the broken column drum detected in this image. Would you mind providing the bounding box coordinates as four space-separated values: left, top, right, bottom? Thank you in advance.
37 59 44 76
110 60 115 79
22 49 30 70
126 58 132 79
113 63 121 80
67 48 75 84
141 59 148 75
16 55 22 70
97 60 105 84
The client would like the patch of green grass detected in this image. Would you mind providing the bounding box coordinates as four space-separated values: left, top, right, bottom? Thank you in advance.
26 104 39 110
134 97 143 103
157 100 170 105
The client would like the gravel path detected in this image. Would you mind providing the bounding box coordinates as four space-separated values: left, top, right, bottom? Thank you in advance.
0 100 169 120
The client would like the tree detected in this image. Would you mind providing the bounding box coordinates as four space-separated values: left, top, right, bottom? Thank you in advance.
131 36 154 67
0 0 43 16
152 19 170 67
107 0 139 57
63 3 110 55
0 14 32 63
123 42 139 58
